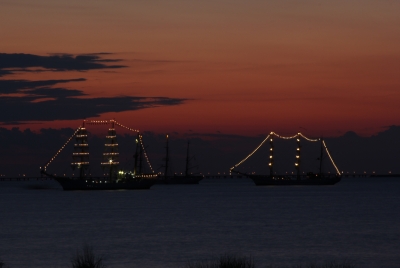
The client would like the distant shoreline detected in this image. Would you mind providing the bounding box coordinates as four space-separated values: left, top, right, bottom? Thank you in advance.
369 174 400 177
1 174 400 181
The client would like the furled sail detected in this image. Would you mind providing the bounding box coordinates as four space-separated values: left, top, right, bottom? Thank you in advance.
101 120 119 179
71 123 89 178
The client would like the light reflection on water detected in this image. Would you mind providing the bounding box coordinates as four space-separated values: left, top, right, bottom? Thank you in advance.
0 177 399 268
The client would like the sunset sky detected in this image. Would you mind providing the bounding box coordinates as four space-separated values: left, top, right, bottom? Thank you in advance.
1 0 399 137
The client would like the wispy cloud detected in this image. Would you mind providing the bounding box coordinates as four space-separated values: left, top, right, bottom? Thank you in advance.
0 78 86 94
0 53 125 76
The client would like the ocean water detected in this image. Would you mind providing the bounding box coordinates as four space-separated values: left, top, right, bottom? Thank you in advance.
0 177 399 268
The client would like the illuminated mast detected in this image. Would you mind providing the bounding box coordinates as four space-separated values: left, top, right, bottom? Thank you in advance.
139 135 143 174
133 133 144 176
295 136 301 180
269 138 274 177
71 121 89 178
101 120 119 181
134 133 139 176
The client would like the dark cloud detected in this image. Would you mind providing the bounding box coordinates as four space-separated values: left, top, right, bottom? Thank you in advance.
0 78 86 94
0 53 125 76
28 87 86 98
0 53 187 123
0 121 34 125
0 69 13 76
0 95 185 122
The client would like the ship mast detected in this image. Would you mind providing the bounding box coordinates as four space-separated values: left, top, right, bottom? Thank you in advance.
71 120 89 179
101 120 119 181
295 137 301 180
269 138 274 177
139 135 143 174
319 138 324 176
164 134 169 179
185 140 190 177
133 133 139 176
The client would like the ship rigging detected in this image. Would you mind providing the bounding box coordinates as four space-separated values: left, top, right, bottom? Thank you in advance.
40 119 157 190
230 132 342 185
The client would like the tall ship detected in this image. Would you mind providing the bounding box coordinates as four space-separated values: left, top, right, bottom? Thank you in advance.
159 135 203 184
41 120 158 190
230 132 342 186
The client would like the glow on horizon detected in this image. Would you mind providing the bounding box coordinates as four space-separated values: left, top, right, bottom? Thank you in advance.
1 0 399 137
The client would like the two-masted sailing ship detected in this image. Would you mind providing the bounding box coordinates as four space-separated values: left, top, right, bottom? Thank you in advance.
41 120 158 190
159 134 203 184
230 132 342 186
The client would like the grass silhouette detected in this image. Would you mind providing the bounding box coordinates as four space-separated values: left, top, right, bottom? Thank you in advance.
186 254 355 268
1 251 357 268
71 244 106 268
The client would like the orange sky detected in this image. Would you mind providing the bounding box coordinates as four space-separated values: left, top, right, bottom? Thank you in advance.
1 0 400 137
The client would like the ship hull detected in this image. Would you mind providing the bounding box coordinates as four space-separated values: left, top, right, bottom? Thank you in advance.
249 175 341 186
53 177 155 191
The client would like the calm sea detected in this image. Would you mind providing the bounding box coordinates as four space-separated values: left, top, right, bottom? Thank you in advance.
0 177 399 268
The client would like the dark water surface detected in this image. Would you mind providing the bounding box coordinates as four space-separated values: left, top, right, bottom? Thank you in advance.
0 177 399 268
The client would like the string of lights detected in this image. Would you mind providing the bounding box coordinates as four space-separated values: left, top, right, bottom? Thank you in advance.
43 125 81 170
139 134 155 173
43 119 145 174
114 121 139 133
230 134 271 171
87 120 110 125
270 132 298 140
270 132 319 141
230 131 340 173
71 162 89 165
85 119 140 133
322 140 341 175
100 161 120 165
44 121 337 177
298 133 319 142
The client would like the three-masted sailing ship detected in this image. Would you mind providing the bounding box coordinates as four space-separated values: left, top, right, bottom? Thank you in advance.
230 132 342 186
41 120 157 190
